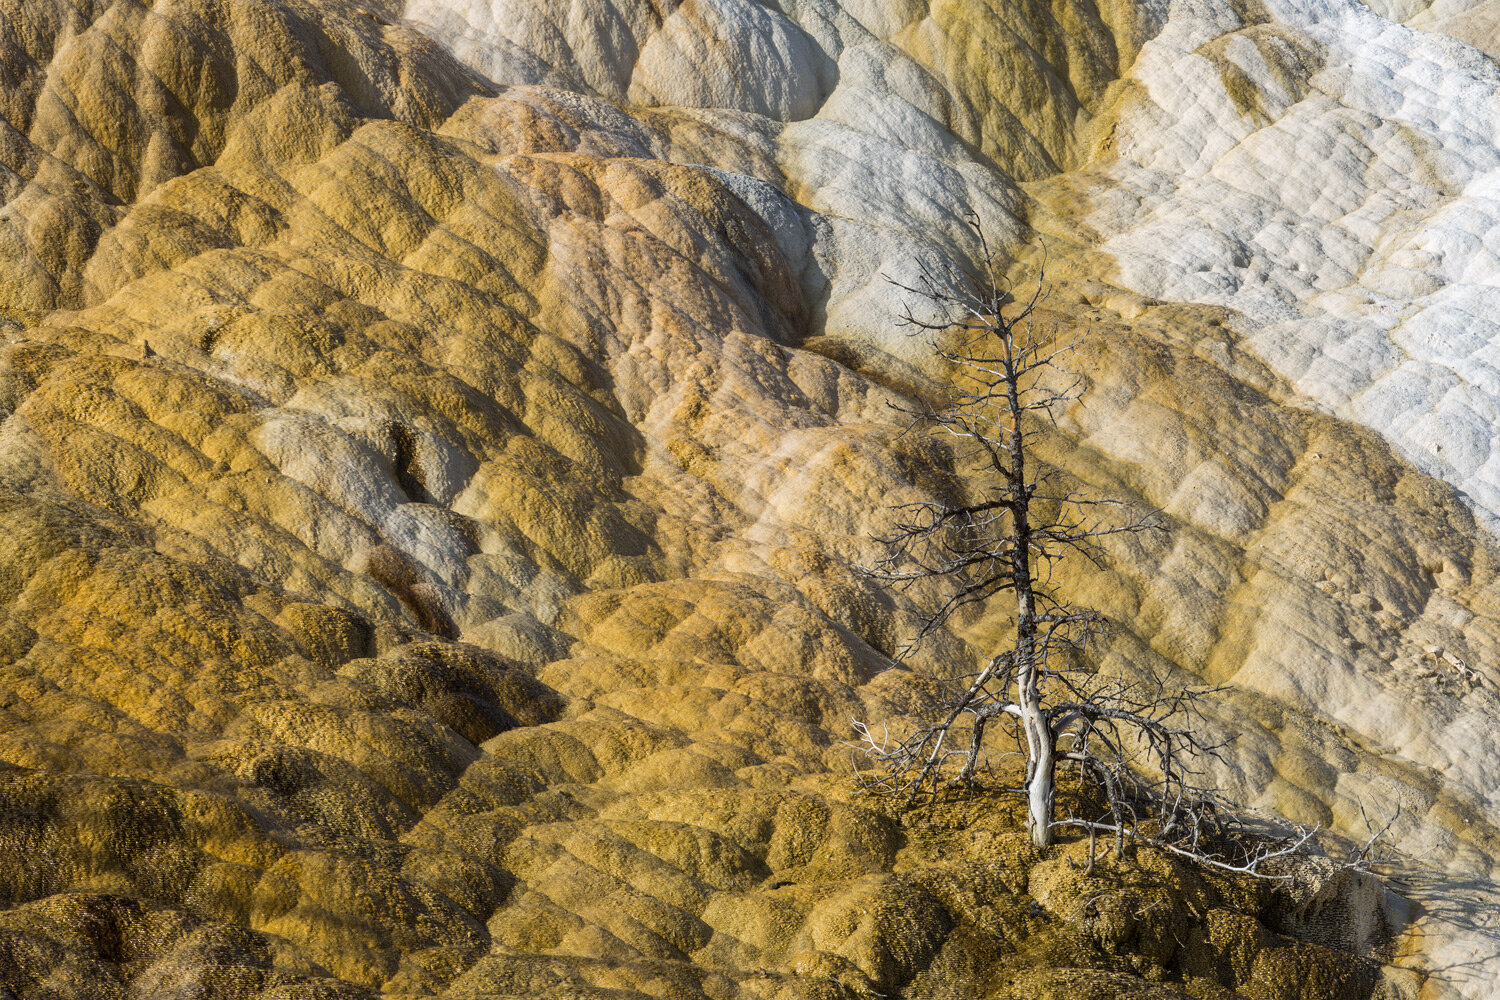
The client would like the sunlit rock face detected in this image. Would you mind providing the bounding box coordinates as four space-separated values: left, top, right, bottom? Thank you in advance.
1076 0 1500 528
2 0 1500 996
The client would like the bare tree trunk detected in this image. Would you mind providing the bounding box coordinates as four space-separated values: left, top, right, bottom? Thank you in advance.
1016 598 1053 847
1018 628 1054 848
1004 326 1055 850
1023 696 1054 848
854 229 1349 879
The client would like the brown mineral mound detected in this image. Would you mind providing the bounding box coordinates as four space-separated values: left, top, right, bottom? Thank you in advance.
0 0 1492 997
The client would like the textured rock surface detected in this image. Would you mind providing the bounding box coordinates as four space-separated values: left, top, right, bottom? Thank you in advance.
1071 0 1500 527
1 0 1499 996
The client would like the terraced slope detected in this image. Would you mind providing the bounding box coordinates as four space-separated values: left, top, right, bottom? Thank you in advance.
1 0 1499 996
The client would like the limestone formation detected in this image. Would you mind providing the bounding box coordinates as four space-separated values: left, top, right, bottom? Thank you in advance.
0 0 1498 997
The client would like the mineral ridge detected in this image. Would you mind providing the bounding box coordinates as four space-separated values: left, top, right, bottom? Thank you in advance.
0 0 1498 997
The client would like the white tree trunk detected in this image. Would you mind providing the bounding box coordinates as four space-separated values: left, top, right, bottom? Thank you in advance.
1019 660 1054 849
1006 332 1054 850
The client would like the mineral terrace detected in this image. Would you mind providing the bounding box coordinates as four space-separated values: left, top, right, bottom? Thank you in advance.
2 0 1500 997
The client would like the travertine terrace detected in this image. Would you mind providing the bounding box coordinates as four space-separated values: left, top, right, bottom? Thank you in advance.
2 0 1500 996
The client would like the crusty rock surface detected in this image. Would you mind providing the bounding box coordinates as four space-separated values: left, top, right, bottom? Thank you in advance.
0 0 1498 996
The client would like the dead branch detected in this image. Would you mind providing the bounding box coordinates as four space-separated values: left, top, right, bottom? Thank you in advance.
850 215 1365 880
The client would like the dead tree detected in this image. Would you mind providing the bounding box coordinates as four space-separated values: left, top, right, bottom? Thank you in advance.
852 217 1279 870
